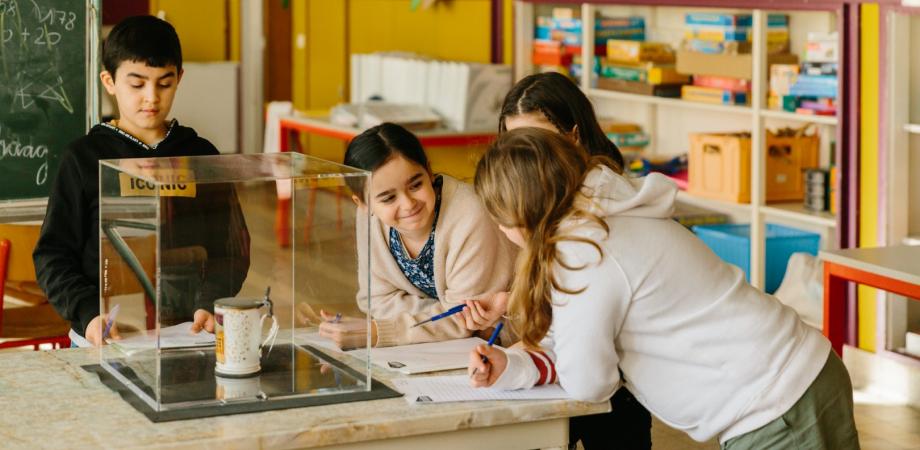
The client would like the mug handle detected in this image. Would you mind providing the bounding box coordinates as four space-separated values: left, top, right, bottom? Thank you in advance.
259 313 279 353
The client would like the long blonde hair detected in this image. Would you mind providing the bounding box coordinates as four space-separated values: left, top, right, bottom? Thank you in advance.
474 128 611 348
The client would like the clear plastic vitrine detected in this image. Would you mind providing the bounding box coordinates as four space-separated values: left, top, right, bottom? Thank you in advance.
97 152 386 420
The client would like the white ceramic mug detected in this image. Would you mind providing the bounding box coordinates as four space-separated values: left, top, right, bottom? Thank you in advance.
214 297 278 377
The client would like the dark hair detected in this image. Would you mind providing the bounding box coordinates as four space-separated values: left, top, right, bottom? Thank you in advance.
498 72 624 173
103 16 182 77
343 123 431 198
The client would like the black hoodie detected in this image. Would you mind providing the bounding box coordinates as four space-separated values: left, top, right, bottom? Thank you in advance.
33 121 251 336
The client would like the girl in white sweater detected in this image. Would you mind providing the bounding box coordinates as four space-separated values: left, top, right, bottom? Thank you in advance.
468 128 859 449
315 123 516 349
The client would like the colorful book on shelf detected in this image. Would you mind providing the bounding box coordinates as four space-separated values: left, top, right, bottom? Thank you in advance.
769 64 799 96
532 40 574 66
599 62 689 85
681 85 748 105
796 101 837 116
692 75 750 93
596 77 683 98
801 62 838 76
606 40 675 64
536 16 646 46
684 39 788 55
684 12 788 28
805 32 838 63
601 121 642 134
683 39 751 55
683 27 789 44
788 75 838 99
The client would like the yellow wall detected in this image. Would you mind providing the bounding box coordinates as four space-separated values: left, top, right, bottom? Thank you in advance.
155 0 494 174
150 0 238 61
289 0 494 173
858 3 881 353
348 0 492 63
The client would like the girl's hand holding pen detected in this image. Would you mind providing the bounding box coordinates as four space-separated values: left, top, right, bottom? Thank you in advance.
468 344 508 387
458 291 509 331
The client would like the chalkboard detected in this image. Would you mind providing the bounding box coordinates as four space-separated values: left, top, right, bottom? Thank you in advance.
0 0 92 201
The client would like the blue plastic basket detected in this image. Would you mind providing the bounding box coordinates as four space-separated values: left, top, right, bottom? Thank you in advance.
691 223 821 293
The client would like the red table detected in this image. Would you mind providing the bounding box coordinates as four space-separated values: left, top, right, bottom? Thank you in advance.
821 246 920 355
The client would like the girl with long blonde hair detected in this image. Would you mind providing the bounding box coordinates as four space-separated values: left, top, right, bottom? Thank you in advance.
469 128 858 450
458 71 651 450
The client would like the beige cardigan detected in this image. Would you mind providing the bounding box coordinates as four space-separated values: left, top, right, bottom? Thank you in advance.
355 175 517 347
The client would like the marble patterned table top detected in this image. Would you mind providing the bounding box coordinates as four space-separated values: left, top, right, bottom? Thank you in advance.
0 348 608 449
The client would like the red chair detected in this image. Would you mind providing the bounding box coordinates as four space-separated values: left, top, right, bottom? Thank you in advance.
0 224 70 350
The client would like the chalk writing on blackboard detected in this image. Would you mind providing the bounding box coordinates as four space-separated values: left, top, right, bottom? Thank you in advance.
0 0 87 201
0 124 50 186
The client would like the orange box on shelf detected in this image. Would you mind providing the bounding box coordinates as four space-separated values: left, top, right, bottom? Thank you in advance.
688 128 819 203
688 133 751 203
532 40 573 66
765 127 820 201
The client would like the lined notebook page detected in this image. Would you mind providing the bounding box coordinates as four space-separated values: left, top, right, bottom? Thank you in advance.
393 375 569 403
348 337 487 374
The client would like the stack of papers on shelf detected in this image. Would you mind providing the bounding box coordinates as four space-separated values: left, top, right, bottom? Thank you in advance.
348 337 487 375
106 322 214 355
330 102 441 130
393 375 569 403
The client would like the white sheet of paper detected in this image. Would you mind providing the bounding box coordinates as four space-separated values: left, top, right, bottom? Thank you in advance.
68 329 92 348
107 322 214 354
393 375 570 403
347 337 487 375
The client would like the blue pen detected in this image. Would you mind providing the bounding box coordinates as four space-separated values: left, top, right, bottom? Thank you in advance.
102 304 120 340
472 321 504 377
410 304 466 328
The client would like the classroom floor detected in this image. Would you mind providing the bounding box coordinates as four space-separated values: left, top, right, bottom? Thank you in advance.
647 387 920 450
3 183 919 449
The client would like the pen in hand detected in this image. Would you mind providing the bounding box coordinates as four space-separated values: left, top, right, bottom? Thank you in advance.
471 321 503 378
410 304 466 328
102 304 121 341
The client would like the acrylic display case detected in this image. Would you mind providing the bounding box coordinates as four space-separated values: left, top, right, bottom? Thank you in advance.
96 152 396 421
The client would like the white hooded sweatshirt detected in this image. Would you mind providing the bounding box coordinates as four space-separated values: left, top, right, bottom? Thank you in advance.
492 166 830 443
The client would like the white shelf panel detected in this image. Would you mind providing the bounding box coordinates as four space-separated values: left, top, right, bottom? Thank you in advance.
760 109 838 126
904 123 920 134
675 192 838 228
588 88 753 115
675 191 751 216
761 203 837 228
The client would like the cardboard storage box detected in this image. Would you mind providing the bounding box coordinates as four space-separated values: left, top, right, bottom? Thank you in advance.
597 77 683 97
676 50 798 79
688 129 819 203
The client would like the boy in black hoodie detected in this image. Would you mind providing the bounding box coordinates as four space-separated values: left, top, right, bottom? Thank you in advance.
33 16 250 346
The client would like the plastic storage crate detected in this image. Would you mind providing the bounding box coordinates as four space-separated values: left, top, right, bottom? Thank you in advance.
692 223 820 293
